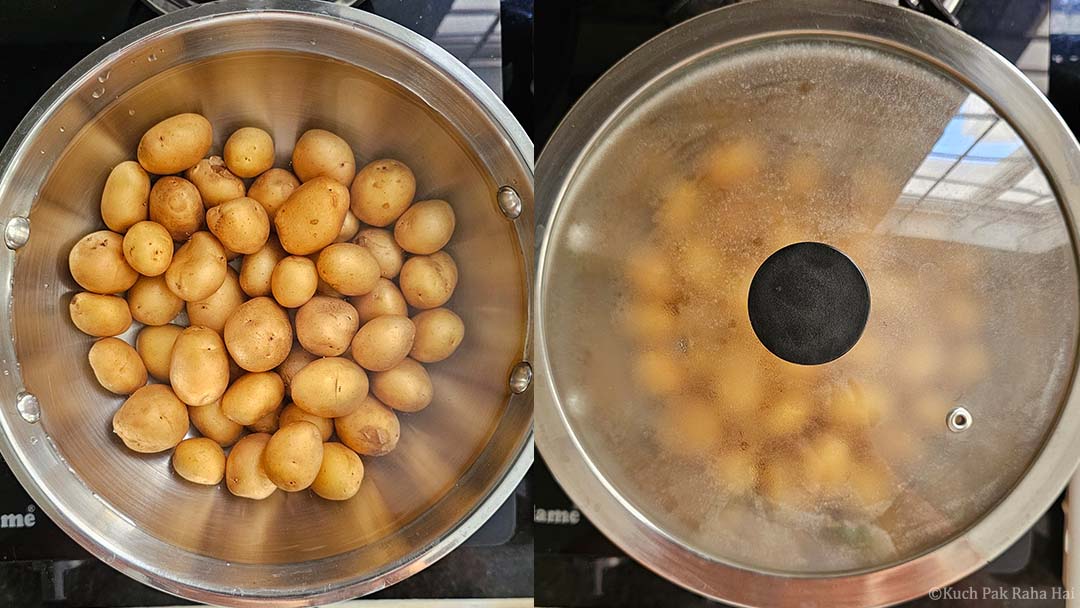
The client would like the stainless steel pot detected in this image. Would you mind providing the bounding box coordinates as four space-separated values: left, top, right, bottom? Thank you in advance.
0 1 533 605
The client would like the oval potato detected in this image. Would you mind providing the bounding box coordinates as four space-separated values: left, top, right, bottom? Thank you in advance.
137 113 213 175
247 168 299 220
69 230 138 294
350 278 408 324
172 437 226 485
206 196 270 254
226 432 277 499
277 343 318 395
410 308 465 363
263 421 324 492
70 292 131 337
398 251 458 309
223 297 293 372
351 315 415 372
247 407 281 434
122 221 173 276
112 384 189 453
291 129 355 185
335 395 400 456
336 211 361 243
240 237 287 297
350 159 415 226
135 324 183 381
88 337 147 395
149 176 204 240
316 243 380 296
221 371 285 426
295 296 359 357
185 156 245 207
279 402 333 441
170 326 230 406
393 199 456 255
187 268 245 333
353 228 403 279
224 127 274 178
189 400 244 447
270 256 318 308
274 176 350 255
165 231 228 302
291 357 368 418
101 161 150 233
127 274 184 326
371 358 432 412
311 442 365 500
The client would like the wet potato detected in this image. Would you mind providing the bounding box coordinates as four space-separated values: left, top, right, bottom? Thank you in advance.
221 371 285 426
353 227 404 279
149 176 204 241
170 326 230 407
223 297 293 372
88 337 147 395
350 278 408 324
393 199 456 255
226 433 277 500
262 421 324 492
270 256 318 308
240 237 287 297
279 402 333 441
164 231 228 302
185 156 245 207
135 324 183 381
247 168 300 221
315 242 380 296
335 395 400 456
290 356 369 418
113 384 189 453
274 176 350 255
137 113 213 175
69 230 138 294
311 442 365 501
351 315 415 372
122 220 173 276
371 358 432 412
398 251 458 309
224 127 275 178
127 275 184 326
100 161 150 233
350 158 415 226
173 437 227 486
295 296 359 357
70 292 132 337
189 400 244 447
186 268 246 333
206 196 270 255
291 129 356 186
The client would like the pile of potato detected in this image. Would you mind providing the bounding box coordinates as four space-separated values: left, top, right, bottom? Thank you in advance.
68 112 465 501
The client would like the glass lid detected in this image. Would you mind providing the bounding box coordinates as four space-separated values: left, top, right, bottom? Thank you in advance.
539 36 1079 575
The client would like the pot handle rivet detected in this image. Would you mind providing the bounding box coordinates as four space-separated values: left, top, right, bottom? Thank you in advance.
947 406 972 432
509 361 532 394
497 186 523 220
5 217 30 250
16 392 40 424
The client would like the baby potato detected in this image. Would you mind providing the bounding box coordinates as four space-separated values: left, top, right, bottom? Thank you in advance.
69 230 138 294
172 437 226 485
223 296 293 372
221 371 285 426
100 161 150 233
316 243 380 296
137 113 213 175
70 292 131 337
185 156 245 207
295 296 360 357
189 400 244 447
127 275 184 326
350 159 415 226
247 168 300 220
353 228 404 279
291 357 369 418
277 343 319 394
263 421 324 492
633 350 682 397
270 256 318 308
291 129 356 186
239 237 287 297
226 432 277 499
88 337 147 395
187 268 245 333
311 442 365 500
398 251 458 309
336 211 361 243
371 358 432 412
762 395 811 437
149 176 204 240
112 384 189 453
351 315 415 372
165 231 228 302
350 278 408 324
335 395 400 456
122 221 173 276
700 138 764 189
206 197 270 254
394 199 456 255
279 403 333 441
274 176 351 255
223 127 274 178
248 407 281 434
170 326 230 406
410 308 464 363
135 324 183 381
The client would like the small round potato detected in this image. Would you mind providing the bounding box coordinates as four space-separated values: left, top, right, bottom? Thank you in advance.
247 168 300 220
122 221 173 276
350 159 415 226
187 268 245 333
135 324 183 381
247 407 281 434
165 231 228 302
353 228 404 279
274 176 351 255
393 199 456 255
351 315 415 372
277 343 319 393
398 251 458 309
371 358 433 412
350 278 408 324
263 421 324 492
291 129 356 186
226 432 277 499
206 196 270 254
189 400 244 447
311 442 365 501
223 297 293 372
336 211 361 243
270 256 319 308
224 127 274 178
316 243 380 296
69 230 138 294
295 296 360 357
335 395 400 456
112 384 189 453
170 326 230 406
149 176 204 240
127 274 184 326
410 308 465 363
172 437 226 485
101 161 150 233
88 337 147 395
137 113 213 175
240 238 287 297
279 402 333 441
221 371 285 426
70 292 132 337
185 156 245 207
291 357 368 418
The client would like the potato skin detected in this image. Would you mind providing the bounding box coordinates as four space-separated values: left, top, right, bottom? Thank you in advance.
223 297 293 372
371 358 433 412
221 371 285 426
135 324 183 381
186 268 245 333
149 176 204 240
70 292 132 337
101 161 150 233
247 408 281 434
291 129 355 186
316 243 380 296
69 230 138 294
170 326 230 406
165 231 228 302
226 433 277 499
223 127 274 178
311 442 365 501
270 256 318 308
336 211 361 243
185 156 245 207
335 395 400 456
206 197 270 254
172 437 226 485
112 384 189 453
351 315 415 372
88 337 147 395
127 274 185 326
279 402 333 441
277 343 318 394
247 168 299 220
393 199 456 255
274 176 350 255
122 221 173 276
189 400 244 447
350 278 408 324
137 113 213 175
295 296 359 357
350 159 415 226
240 237 287 297
398 251 458 309
262 421 324 492
353 228 403 279
410 308 465 363
291 357 368 418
